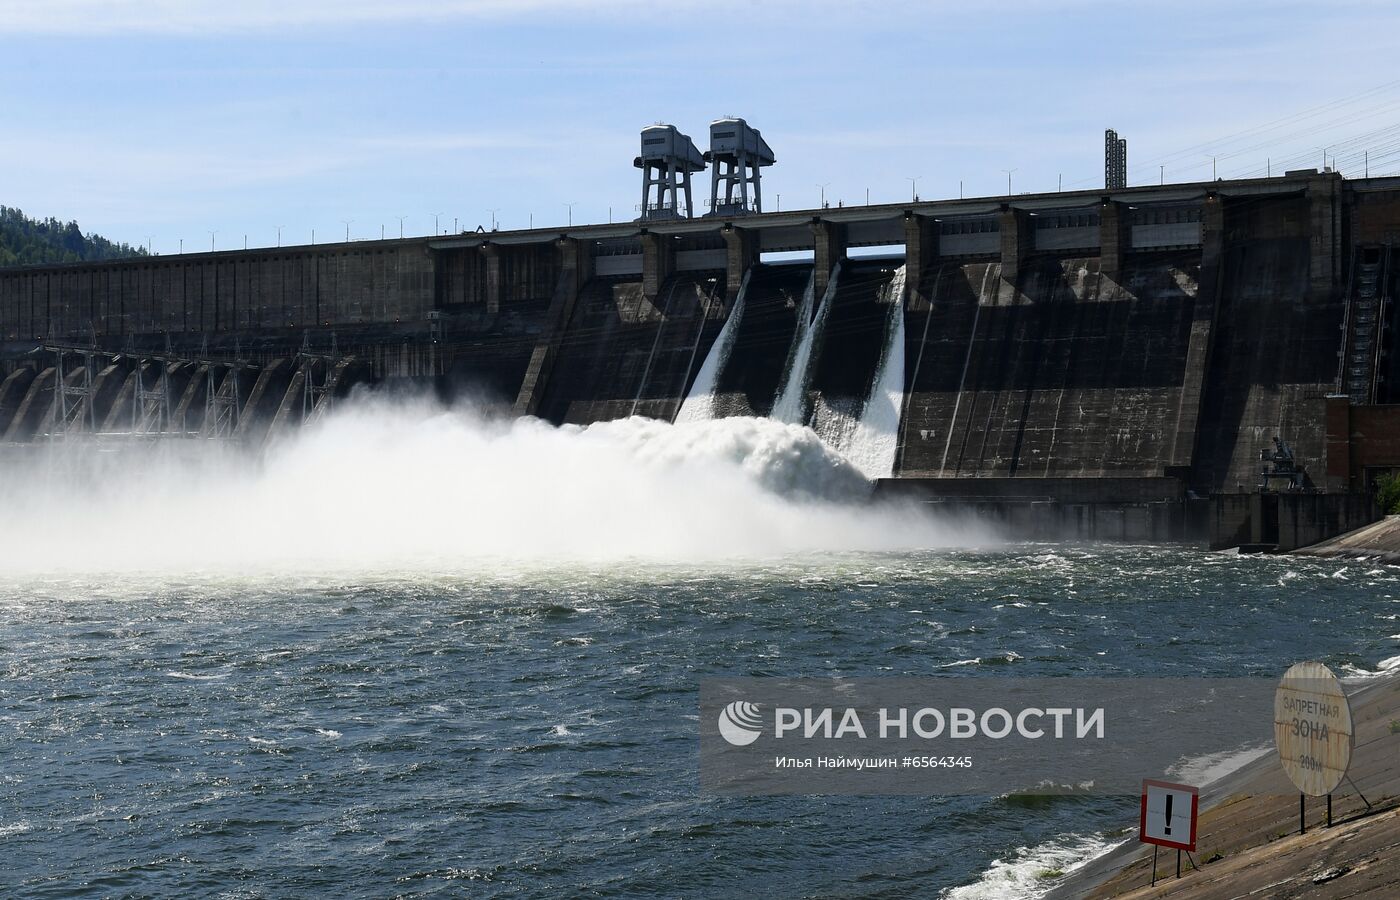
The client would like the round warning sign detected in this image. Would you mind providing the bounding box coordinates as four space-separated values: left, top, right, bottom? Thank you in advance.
1273 661 1353 796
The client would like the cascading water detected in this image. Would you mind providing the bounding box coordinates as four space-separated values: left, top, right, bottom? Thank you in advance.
799 264 907 479
674 270 750 424
771 267 828 425
658 260 907 480
840 265 906 479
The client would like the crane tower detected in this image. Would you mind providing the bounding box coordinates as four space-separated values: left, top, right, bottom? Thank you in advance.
634 124 705 220
704 117 775 216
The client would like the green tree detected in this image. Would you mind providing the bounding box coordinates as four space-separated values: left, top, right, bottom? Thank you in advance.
0 206 148 267
1375 472 1400 515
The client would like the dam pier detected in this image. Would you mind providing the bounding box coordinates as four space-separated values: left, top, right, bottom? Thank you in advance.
5 128 1400 550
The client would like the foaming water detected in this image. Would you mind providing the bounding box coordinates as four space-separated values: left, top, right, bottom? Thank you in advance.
944 832 1121 900
774 263 907 479
0 396 988 575
1167 743 1274 786
1339 651 1400 680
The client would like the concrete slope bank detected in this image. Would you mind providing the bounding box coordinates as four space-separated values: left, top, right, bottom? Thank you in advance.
1089 807 1400 899
1048 671 1400 899
1293 515 1400 564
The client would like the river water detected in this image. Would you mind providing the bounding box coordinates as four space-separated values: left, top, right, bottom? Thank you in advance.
2 403 1397 898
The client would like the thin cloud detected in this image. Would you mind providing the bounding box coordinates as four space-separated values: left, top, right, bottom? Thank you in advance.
2 0 734 34
3 0 1391 36
0 0 1046 35
354 133 564 153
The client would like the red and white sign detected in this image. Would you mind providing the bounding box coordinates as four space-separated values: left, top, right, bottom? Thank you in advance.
1139 779 1199 851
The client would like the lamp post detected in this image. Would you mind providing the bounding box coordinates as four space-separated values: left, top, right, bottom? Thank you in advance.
396 216 407 239
906 176 919 201
209 230 216 252
276 224 284 247
487 208 500 231
1002 169 1017 195
817 183 830 208
342 219 353 242
564 202 576 226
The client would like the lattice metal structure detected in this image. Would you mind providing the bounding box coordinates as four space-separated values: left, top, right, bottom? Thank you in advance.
1105 129 1128 189
36 342 273 443
634 124 705 220
704 117 775 216
49 346 98 437
205 364 244 439
131 361 174 436
302 359 332 424
299 329 341 425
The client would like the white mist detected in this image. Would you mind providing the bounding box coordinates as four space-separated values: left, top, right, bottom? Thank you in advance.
0 396 990 575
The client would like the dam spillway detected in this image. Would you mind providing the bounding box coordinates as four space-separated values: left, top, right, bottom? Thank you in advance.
4 170 1400 548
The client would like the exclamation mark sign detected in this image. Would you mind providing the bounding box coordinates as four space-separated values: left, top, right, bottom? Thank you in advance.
1164 794 1173 836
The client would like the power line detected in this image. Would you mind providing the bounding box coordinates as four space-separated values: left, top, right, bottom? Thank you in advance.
1060 78 1400 191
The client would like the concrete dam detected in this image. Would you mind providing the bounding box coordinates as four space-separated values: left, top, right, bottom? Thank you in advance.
5 132 1400 549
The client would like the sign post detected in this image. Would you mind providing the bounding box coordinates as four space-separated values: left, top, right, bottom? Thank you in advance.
1273 661 1356 832
1139 779 1199 886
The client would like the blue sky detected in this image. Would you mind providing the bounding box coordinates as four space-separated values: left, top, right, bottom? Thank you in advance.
3 0 1400 253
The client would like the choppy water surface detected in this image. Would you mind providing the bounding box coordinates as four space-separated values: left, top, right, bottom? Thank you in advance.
3 547 1398 898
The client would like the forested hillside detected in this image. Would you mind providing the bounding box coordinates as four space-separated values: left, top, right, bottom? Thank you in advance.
0 206 147 267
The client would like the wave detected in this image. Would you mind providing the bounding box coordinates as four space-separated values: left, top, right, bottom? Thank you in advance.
939 652 1022 669
1167 743 1273 786
1339 653 1400 681
943 831 1121 899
